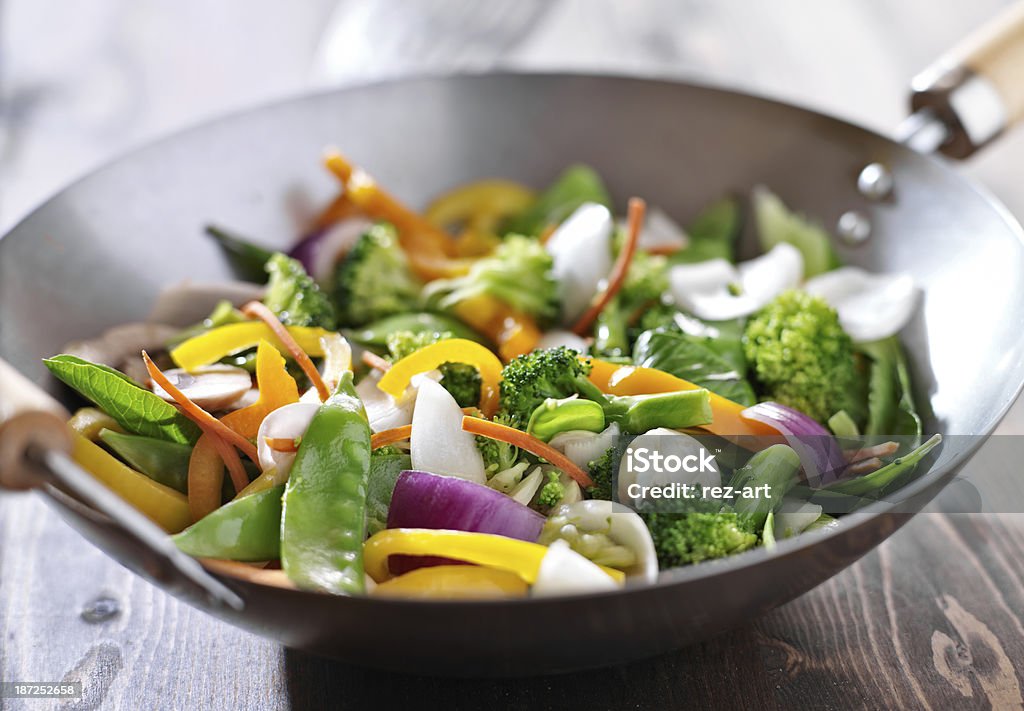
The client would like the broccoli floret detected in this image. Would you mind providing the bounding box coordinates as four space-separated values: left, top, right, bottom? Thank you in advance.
263 253 337 329
585 442 626 502
385 329 481 408
537 471 566 508
424 235 558 325
497 346 596 426
333 223 420 326
476 413 520 474
642 511 758 567
372 445 403 457
594 250 668 356
743 290 856 423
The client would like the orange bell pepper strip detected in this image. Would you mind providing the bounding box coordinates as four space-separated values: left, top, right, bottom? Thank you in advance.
324 151 473 280
586 358 780 440
376 338 502 417
451 295 541 363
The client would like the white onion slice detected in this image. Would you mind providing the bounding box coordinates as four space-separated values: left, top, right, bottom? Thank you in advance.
804 267 918 342
545 203 614 325
549 423 620 470
775 498 824 537
668 243 803 320
532 540 620 597
318 333 352 392
510 466 544 506
617 428 720 505
410 379 486 483
256 402 320 477
536 330 590 352
619 206 689 253
355 371 416 432
550 500 658 583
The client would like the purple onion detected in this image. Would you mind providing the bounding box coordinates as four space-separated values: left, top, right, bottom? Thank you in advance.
288 218 373 284
386 470 545 575
741 402 847 486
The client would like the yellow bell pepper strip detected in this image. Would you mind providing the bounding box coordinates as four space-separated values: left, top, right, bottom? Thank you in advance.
377 338 502 417
68 407 125 441
324 151 474 280
310 191 360 234
240 301 330 401
170 322 333 372
71 432 190 533
373 565 528 600
451 295 541 362
426 180 536 256
235 466 286 499
586 358 781 440
363 529 625 585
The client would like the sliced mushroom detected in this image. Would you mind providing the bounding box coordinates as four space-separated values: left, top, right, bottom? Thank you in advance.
149 364 253 411
147 280 267 327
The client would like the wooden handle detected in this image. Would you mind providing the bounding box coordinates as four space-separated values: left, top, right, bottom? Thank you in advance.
911 2 1024 158
0 358 71 490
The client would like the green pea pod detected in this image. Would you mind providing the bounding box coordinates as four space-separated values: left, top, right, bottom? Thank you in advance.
281 371 371 594
824 434 942 497
730 444 801 532
610 389 713 434
172 485 284 561
527 397 606 442
99 429 192 493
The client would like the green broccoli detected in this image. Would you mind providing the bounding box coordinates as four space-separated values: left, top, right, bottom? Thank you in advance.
586 444 621 502
537 471 566 508
372 445 404 457
332 223 421 326
476 413 520 474
643 511 758 567
263 253 337 329
594 250 669 357
423 235 558 325
497 346 597 426
385 329 481 408
743 290 856 423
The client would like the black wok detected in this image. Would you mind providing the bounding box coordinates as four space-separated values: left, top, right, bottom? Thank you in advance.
2 10 1024 677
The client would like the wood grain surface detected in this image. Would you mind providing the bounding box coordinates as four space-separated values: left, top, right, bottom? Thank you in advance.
3 1 1024 709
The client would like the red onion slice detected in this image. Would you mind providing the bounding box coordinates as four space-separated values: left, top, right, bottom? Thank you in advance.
741 402 847 486
386 469 545 574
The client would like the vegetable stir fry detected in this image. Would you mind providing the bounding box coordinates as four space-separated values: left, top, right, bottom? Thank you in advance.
45 153 939 599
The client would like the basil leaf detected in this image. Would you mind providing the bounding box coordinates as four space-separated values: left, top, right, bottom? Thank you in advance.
633 329 757 406
44 355 201 444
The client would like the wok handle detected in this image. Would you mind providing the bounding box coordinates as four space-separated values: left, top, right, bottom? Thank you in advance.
909 1 1024 158
0 357 71 490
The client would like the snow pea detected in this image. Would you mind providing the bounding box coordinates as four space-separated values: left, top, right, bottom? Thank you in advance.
172 485 284 561
281 371 371 594
99 429 192 493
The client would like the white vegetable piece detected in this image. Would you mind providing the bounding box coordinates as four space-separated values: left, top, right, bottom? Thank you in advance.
353 370 438 432
668 242 804 320
774 498 824 538
411 379 486 483
548 423 620 470
309 218 375 284
256 402 320 477
317 333 352 392
535 329 590 352
618 427 720 505
532 540 620 597
551 500 659 583
804 267 918 342
149 364 252 411
619 206 689 254
510 466 544 506
545 203 614 325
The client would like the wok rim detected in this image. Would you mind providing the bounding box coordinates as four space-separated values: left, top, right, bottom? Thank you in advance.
3 69 1023 609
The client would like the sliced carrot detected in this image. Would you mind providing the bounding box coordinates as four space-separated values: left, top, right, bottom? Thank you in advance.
143 352 259 463
203 425 249 494
240 301 330 402
265 437 300 453
362 350 392 372
572 197 646 336
460 416 593 488
371 425 413 450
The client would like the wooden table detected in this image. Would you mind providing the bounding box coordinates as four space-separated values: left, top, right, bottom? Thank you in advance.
2 1 1024 708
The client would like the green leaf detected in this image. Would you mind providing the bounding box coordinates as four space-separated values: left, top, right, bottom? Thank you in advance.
671 196 742 265
753 186 840 277
857 337 923 442
365 453 412 536
205 224 275 283
44 355 201 444
98 429 192 493
633 329 757 406
503 164 612 236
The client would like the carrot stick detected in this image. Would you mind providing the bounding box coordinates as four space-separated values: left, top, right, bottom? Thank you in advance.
265 437 300 453
241 301 330 402
143 352 259 462
362 351 392 372
371 425 413 450
571 197 646 336
460 416 593 488
204 424 250 493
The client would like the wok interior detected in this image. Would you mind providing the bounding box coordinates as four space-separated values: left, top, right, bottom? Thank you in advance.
2 74 1023 527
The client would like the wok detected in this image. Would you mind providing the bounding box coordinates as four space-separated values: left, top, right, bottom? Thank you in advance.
3 7 1024 677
